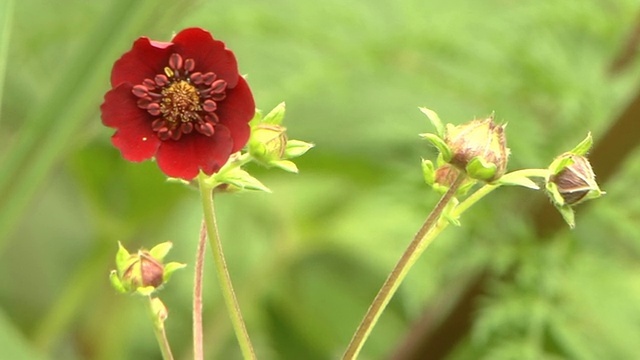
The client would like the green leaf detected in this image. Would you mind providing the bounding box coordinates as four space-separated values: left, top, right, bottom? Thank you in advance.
419 107 445 137
135 286 156 296
548 155 575 175
545 181 565 206
163 262 187 283
421 159 436 186
442 199 461 226
222 168 272 193
466 157 497 182
109 271 126 294
271 160 299 173
263 101 286 125
115 241 131 274
285 140 315 159
420 133 452 162
248 108 263 127
497 172 540 189
568 132 593 156
556 204 576 229
149 241 173 261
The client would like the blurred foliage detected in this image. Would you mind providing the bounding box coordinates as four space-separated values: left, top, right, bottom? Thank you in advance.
0 0 639 359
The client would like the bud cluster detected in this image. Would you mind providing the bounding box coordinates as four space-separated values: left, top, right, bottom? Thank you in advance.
419 108 604 228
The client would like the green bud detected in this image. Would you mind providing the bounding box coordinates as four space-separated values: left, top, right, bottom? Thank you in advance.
444 115 509 182
249 124 288 162
110 241 185 296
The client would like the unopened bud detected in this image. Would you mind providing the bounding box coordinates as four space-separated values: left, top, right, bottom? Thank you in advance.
547 154 602 206
444 116 509 182
249 124 288 161
110 242 185 296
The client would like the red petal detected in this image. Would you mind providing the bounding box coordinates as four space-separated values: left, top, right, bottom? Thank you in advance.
101 84 160 161
216 77 255 152
155 126 233 180
171 28 240 88
111 37 173 87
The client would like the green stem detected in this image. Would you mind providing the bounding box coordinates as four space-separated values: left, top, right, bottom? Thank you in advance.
341 167 547 358
147 296 174 360
342 173 466 360
198 173 256 360
193 220 207 360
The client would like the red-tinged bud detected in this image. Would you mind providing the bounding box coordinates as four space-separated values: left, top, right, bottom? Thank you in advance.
110 242 185 296
547 154 602 206
444 116 509 182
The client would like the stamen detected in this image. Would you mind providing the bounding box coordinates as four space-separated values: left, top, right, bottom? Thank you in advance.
198 122 215 136
202 72 216 85
184 58 195 72
143 79 156 88
152 119 166 131
132 85 149 98
137 98 152 109
169 53 183 70
155 74 169 87
202 100 217 112
137 54 229 141
190 72 203 84
147 103 161 116
181 122 194 134
211 80 227 93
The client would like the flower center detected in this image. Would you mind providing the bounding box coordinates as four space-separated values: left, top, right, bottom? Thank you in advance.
160 81 202 124
132 53 228 141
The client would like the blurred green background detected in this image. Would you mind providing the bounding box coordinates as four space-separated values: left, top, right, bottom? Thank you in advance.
1 0 640 359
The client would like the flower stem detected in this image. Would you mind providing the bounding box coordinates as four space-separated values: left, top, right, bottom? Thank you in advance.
193 220 207 360
147 296 174 360
198 173 256 360
342 173 467 359
342 168 547 359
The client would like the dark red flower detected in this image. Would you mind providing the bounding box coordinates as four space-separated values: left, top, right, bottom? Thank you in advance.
101 28 255 180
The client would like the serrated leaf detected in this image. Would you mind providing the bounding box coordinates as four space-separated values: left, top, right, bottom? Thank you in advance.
419 107 445 137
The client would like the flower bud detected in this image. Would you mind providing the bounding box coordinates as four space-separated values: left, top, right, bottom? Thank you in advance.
444 116 508 182
249 124 288 162
547 154 602 206
110 242 185 296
